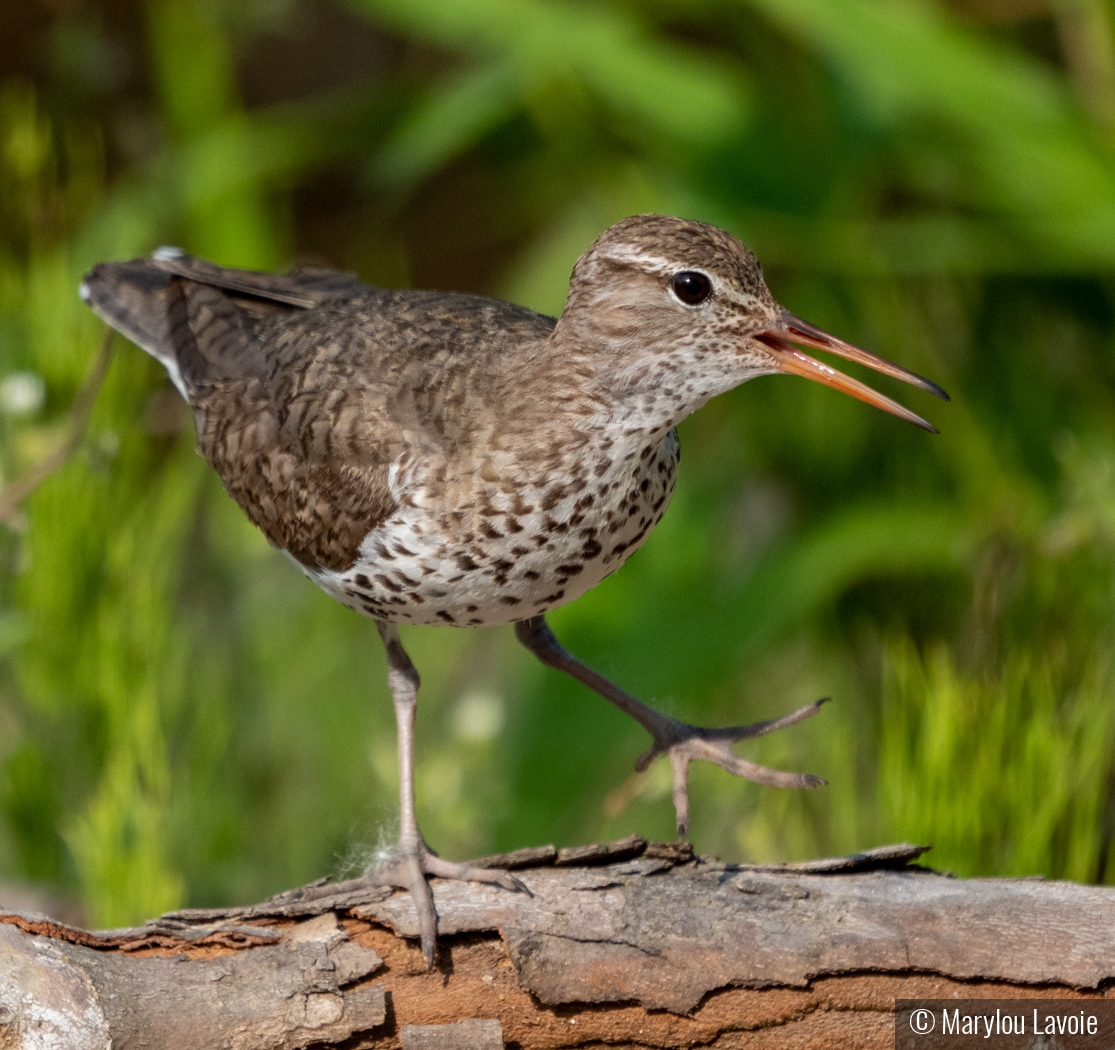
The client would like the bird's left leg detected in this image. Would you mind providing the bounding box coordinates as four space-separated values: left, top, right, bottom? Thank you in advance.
514 615 827 837
368 621 526 968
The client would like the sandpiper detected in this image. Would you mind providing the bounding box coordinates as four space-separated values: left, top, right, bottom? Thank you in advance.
80 214 947 965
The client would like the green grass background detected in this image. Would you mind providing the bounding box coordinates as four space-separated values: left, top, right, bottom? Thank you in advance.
3 0 1115 927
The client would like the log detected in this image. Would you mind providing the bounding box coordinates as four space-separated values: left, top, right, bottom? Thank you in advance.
2 838 1113 1049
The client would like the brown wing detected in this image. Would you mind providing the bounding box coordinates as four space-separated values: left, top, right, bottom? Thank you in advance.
80 251 374 392
81 252 559 573
82 253 397 571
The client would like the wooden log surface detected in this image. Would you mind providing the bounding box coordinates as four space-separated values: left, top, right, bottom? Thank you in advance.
2 838 1113 1049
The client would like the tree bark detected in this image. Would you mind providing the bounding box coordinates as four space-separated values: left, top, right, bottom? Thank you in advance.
2 838 1113 1049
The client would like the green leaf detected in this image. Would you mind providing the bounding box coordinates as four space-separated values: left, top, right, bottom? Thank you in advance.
352 0 750 151
748 0 1115 266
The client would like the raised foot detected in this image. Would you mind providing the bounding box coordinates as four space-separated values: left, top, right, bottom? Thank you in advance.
372 843 529 969
514 616 830 839
636 698 830 837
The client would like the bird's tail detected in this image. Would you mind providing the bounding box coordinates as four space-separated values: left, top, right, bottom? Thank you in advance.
79 248 372 398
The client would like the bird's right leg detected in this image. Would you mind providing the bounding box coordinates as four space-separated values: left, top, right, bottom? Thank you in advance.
284 622 526 967
367 621 526 968
514 615 826 837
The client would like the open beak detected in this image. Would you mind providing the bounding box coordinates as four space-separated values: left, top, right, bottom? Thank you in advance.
754 310 949 433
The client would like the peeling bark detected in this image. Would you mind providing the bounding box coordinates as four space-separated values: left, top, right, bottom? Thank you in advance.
2 840 1112 1049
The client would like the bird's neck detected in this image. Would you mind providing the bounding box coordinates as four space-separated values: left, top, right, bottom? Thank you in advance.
543 328 751 438
486 323 763 457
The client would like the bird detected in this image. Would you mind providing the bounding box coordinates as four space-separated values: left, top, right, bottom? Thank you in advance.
80 214 947 966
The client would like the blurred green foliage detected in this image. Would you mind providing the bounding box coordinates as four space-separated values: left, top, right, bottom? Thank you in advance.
3 0 1115 927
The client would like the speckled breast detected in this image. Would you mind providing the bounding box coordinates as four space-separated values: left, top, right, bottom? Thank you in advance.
304 428 680 627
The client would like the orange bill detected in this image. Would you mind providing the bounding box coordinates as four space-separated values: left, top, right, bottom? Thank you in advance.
755 310 949 433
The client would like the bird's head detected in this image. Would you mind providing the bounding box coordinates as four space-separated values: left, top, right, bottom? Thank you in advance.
556 214 947 431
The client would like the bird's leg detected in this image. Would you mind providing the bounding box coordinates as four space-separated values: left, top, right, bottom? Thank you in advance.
370 621 527 968
514 615 827 837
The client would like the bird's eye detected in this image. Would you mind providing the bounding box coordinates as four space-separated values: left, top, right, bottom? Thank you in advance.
671 271 712 306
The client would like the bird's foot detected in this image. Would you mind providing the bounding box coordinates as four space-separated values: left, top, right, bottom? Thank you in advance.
370 840 528 968
514 617 830 838
635 699 830 837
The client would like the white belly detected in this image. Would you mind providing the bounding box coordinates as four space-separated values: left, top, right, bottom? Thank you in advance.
300 430 679 626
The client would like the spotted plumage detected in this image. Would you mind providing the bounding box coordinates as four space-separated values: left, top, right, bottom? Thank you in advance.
302 425 678 626
80 214 946 968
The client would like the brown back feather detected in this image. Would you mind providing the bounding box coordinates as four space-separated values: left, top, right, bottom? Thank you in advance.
82 254 556 572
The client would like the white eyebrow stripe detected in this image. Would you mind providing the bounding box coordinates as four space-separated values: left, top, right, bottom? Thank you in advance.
599 247 679 273
601 245 774 314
